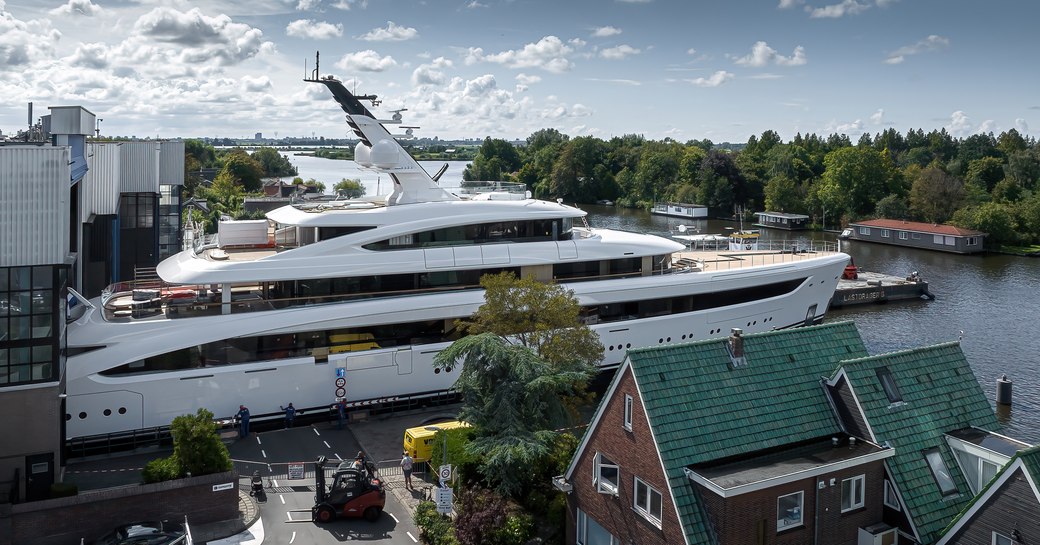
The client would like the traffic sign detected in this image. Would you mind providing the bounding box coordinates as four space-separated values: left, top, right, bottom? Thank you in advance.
435 486 453 514
335 377 346 387
336 367 346 378
287 462 305 480
438 464 452 483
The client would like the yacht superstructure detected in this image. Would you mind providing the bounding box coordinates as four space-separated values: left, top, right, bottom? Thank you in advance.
63 66 850 441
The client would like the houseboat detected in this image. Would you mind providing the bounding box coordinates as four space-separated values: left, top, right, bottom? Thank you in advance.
651 202 707 220
846 219 987 254
755 211 809 231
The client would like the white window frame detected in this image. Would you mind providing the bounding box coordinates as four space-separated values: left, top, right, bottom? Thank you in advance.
633 476 663 528
968 236 979 245
911 232 921 240
859 227 871 235
883 479 900 511
933 234 944 244
594 453 619 495
899 231 908 240
945 235 956 246
992 531 1013 545
623 394 633 431
881 229 890 238
841 475 865 512
777 491 803 531
576 509 620 545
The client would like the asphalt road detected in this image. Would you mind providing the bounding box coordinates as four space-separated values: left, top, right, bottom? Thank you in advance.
228 424 421 545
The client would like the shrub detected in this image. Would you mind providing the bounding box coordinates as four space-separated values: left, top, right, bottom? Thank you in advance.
414 501 459 545
171 408 232 477
143 456 181 483
455 487 532 545
49 482 78 498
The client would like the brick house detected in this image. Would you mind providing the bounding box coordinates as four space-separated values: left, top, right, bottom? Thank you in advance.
936 446 1040 544
558 322 1033 545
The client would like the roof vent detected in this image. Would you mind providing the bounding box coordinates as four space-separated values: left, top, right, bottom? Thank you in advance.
832 436 840 448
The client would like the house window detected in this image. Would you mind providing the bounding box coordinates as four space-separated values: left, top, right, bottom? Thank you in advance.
933 234 944 244
992 532 1014 545
859 227 871 235
968 237 978 245
633 476 663 527
945 236 956 246
576 508 620 545
951 446 1003 494
881 229 890 238
841 475 865 512
899 231 908 240
911 232 921 240
594 453 619 495
924 449 959 497
876 366 903 404
623 394 633 431
883 479 900 510
777 491 803 531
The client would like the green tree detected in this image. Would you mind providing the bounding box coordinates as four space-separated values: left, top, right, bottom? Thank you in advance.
763 175 801 213
221 148 265 192
909 166 965 223
434 273 600 496
464 138 522 181
251 147 298 177
185 139 218 168
965 156 1005 193
874 194 910 220
820 146 896 217
550 136 609 202
171 408 233 477
333 178 365 198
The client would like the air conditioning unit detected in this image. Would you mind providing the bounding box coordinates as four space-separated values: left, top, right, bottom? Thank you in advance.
858 522 897 545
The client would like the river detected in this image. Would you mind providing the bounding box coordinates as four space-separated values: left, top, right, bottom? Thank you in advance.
288 155 1039 442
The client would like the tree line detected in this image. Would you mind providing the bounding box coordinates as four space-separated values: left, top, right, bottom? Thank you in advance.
463 128 1040 247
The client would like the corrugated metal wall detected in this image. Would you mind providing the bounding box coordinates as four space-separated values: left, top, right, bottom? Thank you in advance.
159 141 185 185
0 147 70 267
119 141 160 193
83 143 121 216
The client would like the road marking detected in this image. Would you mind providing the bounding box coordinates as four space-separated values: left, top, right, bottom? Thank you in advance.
289 531 296 544
389 512 399 523
256 436 262 445
272 479 279 488
334 453 342 461
313 428 321 436
406 531 418 543
261 450 267 458
280 495 285 505
323 441 331 449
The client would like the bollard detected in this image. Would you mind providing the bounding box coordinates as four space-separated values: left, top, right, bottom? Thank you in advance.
996 375 1012 406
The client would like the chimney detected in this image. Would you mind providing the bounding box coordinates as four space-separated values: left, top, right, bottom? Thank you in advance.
729 328 744 358
849 437 857 449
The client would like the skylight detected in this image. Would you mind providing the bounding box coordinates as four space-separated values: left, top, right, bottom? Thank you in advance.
876 366 903 404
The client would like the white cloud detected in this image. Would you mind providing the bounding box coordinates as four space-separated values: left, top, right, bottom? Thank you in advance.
592 26 622 38
734 41 806 67
977 119 998 134
335 50 397 72
130 7 275 66
412 57 452 86
1015 118 1029 134
0 7 61 68
516 73 541 85
809 0 870 18
777 0 803 7
49 0 102 16
296 0 321 11
884 35 949 64
585 77 641 86
358 21 419 42
948 110 972 137
686 48 697 56
242 75 272 92
67 42 109 69
600 44 640 60
835 119 863 133
331 0 368 9
466 1 489 8
687 71 733 87
747 73 783 79
870 108 884 124
477 36 579 73
286 19 343 39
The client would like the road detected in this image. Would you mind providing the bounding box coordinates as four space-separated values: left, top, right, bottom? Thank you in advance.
228 424 422 545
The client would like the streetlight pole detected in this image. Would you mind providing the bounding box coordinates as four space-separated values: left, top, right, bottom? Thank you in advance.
95 118 103 139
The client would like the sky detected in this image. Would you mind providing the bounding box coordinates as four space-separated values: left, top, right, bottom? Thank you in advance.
2 0 1039 144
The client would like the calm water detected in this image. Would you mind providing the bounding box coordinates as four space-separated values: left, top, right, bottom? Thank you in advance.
291 156 1040 442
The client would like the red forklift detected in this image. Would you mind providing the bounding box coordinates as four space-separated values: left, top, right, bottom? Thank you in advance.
312 455 386 523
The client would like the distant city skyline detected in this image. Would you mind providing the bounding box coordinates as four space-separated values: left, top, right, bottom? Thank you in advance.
2 0 1039 144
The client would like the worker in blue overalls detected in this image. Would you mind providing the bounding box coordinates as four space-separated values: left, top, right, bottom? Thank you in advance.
236 405 250 438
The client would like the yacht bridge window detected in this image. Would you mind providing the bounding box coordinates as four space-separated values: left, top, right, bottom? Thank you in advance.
362 218 573 250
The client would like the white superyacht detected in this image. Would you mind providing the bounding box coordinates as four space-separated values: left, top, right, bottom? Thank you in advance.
64 67 849 440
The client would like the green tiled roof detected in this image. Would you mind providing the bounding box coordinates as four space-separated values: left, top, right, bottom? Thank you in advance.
940 444 1040 538
628 321 868 545
836 342 999 545
1021 444 1040 479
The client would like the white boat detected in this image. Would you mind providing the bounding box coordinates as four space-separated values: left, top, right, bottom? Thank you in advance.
728 230 761 251
63 66 850 441
651 202 707 219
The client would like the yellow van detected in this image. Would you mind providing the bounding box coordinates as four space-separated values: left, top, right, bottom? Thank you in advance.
403 420 470 462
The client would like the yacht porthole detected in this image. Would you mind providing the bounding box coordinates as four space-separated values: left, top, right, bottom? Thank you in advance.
608 345 614 351
446 366 453 373
681 335 687 340
104 409 112 417
666 337 671 342
626 343 631 349
78 412 87 419
65 414 71 421
118 407 126 415
434 368 441 374
658 338 664 344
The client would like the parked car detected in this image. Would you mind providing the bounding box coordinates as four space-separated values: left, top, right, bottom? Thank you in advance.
92 520 187 545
